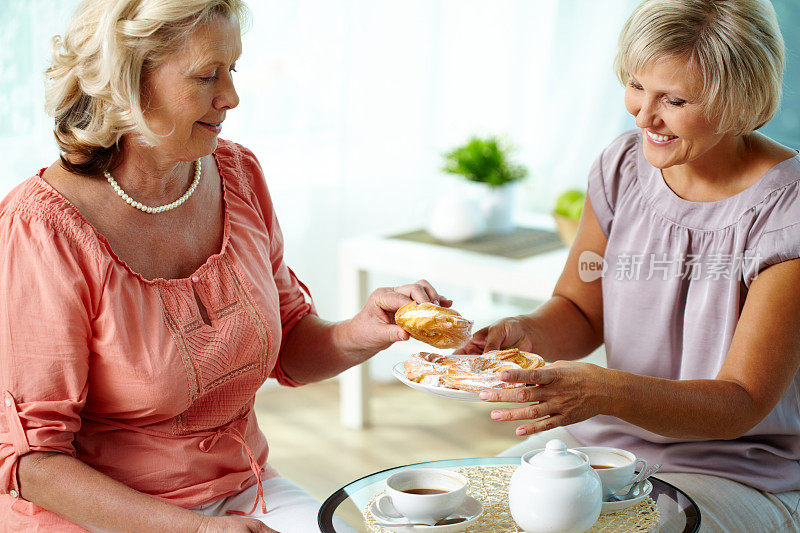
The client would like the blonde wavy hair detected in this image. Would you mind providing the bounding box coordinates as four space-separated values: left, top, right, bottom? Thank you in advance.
615 0 784 136
46 0 249 176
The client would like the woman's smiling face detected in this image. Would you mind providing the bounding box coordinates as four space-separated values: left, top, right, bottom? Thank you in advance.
140 14 241 163
624 55 729 170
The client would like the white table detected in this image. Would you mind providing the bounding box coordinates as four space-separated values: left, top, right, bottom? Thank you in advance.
337 223 569 428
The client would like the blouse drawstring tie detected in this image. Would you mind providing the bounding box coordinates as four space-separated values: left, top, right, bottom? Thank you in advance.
81 414 266 515
199 425 266 515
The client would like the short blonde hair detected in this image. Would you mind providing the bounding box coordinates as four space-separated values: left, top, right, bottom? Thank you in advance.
614 0 784 136
46 0 249 175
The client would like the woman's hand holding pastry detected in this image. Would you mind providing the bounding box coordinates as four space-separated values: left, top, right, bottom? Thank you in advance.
479 361 610 436
456 314 538 355
341 279 452 358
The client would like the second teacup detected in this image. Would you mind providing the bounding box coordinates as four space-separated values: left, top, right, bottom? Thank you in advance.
375 468 468 524
574 446 646 498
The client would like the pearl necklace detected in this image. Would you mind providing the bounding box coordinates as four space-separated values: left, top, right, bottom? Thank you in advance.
105 159 202 214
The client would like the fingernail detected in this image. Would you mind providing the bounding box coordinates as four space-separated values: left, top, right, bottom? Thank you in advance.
433 299 439 306
491 410 502 420
517 427 527 436
501 371 511 381
479 391 490 400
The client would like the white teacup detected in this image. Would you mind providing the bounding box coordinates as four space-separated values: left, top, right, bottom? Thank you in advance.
375 468 468 524
574 447 647 499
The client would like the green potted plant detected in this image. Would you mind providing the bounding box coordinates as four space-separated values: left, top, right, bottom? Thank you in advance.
553 189 585 246
441 135 528 234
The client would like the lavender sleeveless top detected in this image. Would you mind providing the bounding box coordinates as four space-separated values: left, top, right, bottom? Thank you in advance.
568 129 800 492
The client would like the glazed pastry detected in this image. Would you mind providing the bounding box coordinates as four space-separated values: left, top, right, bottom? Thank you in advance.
394 302 473 349
403 348 545 392
441 372 514 392
403 352 468 382
470 348 542 372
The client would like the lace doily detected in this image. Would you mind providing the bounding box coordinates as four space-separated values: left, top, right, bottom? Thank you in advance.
363 465 660 532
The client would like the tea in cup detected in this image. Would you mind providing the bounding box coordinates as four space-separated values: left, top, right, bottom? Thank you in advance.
375 468 468 524
574 446 647 499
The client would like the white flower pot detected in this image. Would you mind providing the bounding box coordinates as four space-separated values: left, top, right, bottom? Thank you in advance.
482 184 516 234
427 195 486 243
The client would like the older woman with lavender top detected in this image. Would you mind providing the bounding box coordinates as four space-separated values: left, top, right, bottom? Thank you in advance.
460 1 800 530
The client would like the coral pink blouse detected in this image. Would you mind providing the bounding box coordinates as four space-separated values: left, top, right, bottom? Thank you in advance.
0 140 315 531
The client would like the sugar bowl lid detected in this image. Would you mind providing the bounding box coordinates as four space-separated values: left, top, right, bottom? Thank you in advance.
523 439 589 472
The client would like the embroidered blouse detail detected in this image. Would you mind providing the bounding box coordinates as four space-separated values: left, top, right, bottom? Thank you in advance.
0 140 315 531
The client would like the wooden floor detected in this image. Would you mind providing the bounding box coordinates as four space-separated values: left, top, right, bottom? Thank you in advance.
253 379 523 502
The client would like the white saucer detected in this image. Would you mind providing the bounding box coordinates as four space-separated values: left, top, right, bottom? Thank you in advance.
392 362 480 401
601 480 653 514
368 494 483 531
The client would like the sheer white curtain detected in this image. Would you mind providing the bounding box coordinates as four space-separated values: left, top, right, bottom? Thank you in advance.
0 0 81 190
0 0 638 318
228 0 638 317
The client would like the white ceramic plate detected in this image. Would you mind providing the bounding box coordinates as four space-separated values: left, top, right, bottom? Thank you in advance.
601 480 653 514
368 494 483 532
391 362 480 401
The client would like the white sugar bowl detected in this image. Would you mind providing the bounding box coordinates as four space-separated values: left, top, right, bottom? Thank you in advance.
508 439 602 533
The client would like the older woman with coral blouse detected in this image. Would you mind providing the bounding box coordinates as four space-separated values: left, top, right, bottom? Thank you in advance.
0 1 450 532
461 0 800 530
